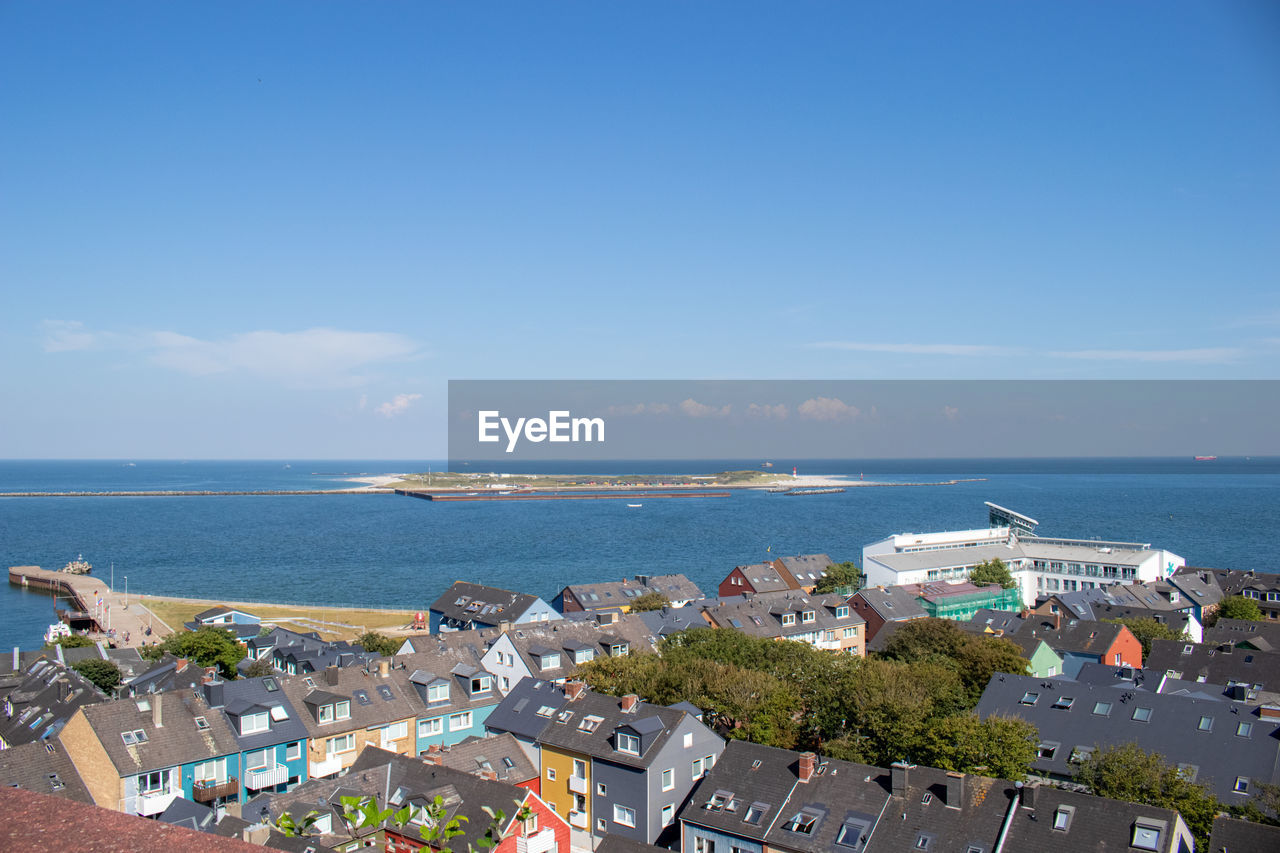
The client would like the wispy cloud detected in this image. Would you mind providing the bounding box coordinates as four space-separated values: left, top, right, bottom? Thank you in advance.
41 322 422 387
375 393 422 418
1049 347 1242 364
679 398 731 418
604 402 673 417
809 341 1010 356
797 396 860 422
747 403 788 419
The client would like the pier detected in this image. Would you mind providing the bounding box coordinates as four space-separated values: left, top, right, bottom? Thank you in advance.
8 565 172 646
0 488 390 498
396 489 731 502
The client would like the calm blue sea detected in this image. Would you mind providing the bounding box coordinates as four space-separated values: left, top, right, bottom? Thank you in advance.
2 458 1277 652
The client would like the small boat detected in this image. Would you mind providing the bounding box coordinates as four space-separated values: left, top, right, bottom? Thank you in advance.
760 462 773 468
627 503 643 508
1194 456 1217 462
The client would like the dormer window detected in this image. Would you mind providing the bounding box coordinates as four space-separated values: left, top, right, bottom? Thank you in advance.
616 731 640 755
610 643 629 657
539 653 561 671
241 711 269 735
471 676 492 695
836 606 850 619
1131 819 1165 851
427 683 450 703
574 649 594 664
781 614 796 626
801 610 816 624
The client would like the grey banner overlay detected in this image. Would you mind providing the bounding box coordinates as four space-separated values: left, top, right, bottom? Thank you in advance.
448 380 1278 465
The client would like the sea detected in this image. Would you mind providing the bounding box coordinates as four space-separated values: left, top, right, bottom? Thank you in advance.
2 458 1278 653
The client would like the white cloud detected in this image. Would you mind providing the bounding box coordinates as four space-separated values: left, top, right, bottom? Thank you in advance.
943 406 960 421
797 396 860 422
375 393 422 418
679 398 731 418
604 402 673 416
809 341 1010 356
747 403 789 420
1050 347 1242 364
41 322 422 387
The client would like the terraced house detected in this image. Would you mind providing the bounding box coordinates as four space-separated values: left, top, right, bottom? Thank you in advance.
399 647 502 753
491 681 724 849
200 674 310 803
58 689 240 816
701 591 865 654
480 614 658 692
276 661 420 780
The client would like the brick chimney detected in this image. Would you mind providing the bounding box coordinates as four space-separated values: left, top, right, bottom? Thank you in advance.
425 744 444 765
891 762 910 798
175 658 188 674
152 695 163 729
1020 781 1039 809
1053 612 1062 630
325 665 340 686
378 659 391 678
797 752 817 783
620 694 639 713
480 768 497 781
564 681 586 702
944 772 964 809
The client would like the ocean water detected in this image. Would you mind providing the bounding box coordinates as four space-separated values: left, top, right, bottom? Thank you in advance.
2 458 1277 652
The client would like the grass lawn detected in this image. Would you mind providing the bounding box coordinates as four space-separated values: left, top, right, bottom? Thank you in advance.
140 597 419 642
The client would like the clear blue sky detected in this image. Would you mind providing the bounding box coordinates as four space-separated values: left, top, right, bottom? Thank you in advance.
2 2 1277 458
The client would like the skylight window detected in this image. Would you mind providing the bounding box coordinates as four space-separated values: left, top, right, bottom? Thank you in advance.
194 716 210 730
1092 701 1112 716
1132 706 1152 722
1237 722 1253 738
1052 806 1073 831
536 705 556 718
743 803 769 825
354 689 372 706
1131 820 1164 851
1037 742 1059 760
578 715 602 733
263 677 279 692
1019 692 1039 705
1051 697 1075 710
270 705 289 722
1197 715 1213 732
783 811 819 835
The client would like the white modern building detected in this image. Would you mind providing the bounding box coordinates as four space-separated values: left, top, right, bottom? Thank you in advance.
862 503 1185 608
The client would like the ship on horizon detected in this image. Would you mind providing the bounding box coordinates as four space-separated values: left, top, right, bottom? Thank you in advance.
1194 455 1217 461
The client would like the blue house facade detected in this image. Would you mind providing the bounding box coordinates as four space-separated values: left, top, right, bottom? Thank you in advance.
405 656 502 755
203 676 310 803
429 582 559 634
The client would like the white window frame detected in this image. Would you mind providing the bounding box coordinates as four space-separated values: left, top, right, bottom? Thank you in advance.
449 711 473 731
661 768 674 791
419 717 444 737
617 732 640 755
241 711 269 735
327 733 355 756
613 804 636 827
335 700 350 721
286 741 302 761
427 683 450 703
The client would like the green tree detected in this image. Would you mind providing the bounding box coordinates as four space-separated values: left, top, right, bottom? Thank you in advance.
355 631 401 656
628 592 671 612
917 713 1039 780
969 558 1017 590
813 562 862 594
71 658 122 693
1105 617 1185 658
243 656 276 678
45 634 95 649
1213 595 1263 624
879 618 1029 703
154 627 245 678
1076 742 1219 848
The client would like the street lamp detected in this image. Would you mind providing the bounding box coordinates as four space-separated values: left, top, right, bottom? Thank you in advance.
123 576 128 608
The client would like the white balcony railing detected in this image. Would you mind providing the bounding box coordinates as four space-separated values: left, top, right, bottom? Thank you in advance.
568 810 589 829
310 754 345 779
245 765 289 790
568 775 588 795
517 828 558 853
134 790 180 816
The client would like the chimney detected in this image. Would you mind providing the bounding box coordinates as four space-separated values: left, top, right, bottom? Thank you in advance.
1053 612 1061 631
620 694 639 713
891 762 910 798
175 658 188 674
1020 781 1039 809
944 772 964 809
325 665 340 686
480 768 497 781
378 659 391 678
565 681 586 702
798 752 817 783
58 679 69 703
152 695 163 728
499 621 512 634
243 823 272 845
425 744 444 765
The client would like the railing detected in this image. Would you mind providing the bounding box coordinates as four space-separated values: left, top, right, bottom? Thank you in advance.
568 810 589 829
310 754 345 778
193 777 240 802
134 790 180 816
516 828 557 853
568 775 588 795
245 765 289 790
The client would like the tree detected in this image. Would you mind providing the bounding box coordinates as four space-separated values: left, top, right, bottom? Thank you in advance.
879 618 1029 703
154 627 245 678
917 713 1039 781
46 634 95 649
278 793 512 853
355 631 401 656
969 558 1017 590
71 658 122 693
1214 596 1263 624
1105 617 1185 658
243 656 276 678
814 562 862 594
628 592 671 612
1076 742 1219 848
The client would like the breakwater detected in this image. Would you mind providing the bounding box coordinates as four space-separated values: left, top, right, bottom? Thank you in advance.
0 489 390 498
397 489 731 502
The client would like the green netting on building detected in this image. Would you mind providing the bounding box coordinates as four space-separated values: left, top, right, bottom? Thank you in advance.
920 586 1022 621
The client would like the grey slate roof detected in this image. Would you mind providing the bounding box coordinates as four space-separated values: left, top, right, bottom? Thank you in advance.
499 613 658 681
78 689 241 776
0 657 106 747
397 625 501 658
1010 618 1129 657
125 655 216 697
680 741 800 843
561 574 706 610
431 732 537 785
533 688 695 770
484 678 570 741
1146 639 1280 701
595 833 670 853
967 608 1025 634
205 675 310 751
851 586 929 622
1208 815 1280 852
275 666 421 739
397 647 502 717
976 671 1280 802
0 738 94 803
1205 618 1280 651
432 581 544 626
635 605 712 638
701 591 863 641
773 554 833 587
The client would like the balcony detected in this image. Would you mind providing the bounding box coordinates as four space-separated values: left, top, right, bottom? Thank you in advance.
245 765 289 790
516 828 557 853
310 754 345 779
568 775 588 795
135 790 180 816
568 810 589 830
192 777 240 802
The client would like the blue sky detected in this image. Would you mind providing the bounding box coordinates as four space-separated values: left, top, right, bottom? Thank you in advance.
2 2 1277 458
